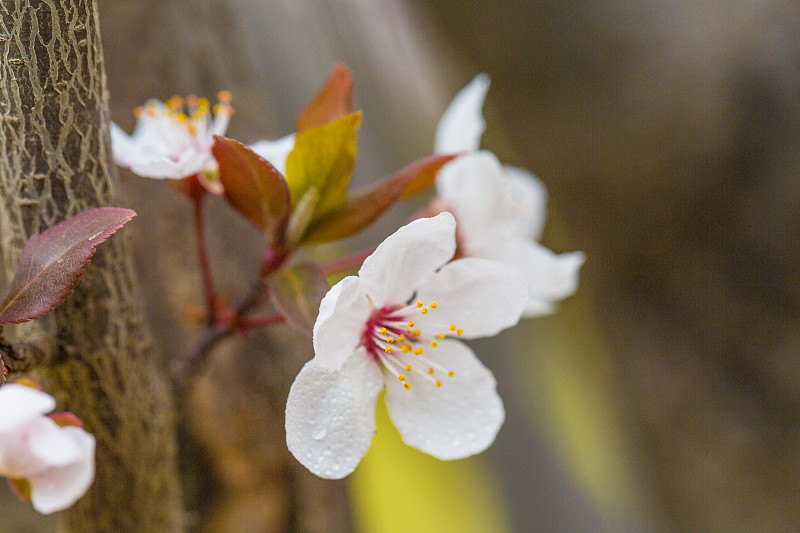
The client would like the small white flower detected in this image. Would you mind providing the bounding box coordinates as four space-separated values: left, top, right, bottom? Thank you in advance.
433 75 584 316
285 213 527 479
111 92 234 180
0 384 95 514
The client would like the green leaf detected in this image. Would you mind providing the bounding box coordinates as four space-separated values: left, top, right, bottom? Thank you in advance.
299 154 458 245
213 136 291 246
0 208 136 325
296 62 353 133
267 262 329 336
285 112 362 222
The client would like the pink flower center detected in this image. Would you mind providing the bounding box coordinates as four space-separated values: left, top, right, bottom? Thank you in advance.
360 300 463 391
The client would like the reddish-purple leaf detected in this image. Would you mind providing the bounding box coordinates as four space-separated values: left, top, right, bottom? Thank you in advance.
0 208 136 325
299 154 458 245
214 136 291 246
267 262 329 336
296 63 354 133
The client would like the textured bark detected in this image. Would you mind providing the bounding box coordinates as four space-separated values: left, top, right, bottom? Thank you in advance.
0 1 183 531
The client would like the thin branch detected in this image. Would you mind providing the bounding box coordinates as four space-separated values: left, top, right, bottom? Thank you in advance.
319 246 375 276
191 188 218 326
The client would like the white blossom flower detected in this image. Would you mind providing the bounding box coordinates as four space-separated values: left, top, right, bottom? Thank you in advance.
433 75 584 316
285 213 526 478
0 384 95 514
111 92 234 181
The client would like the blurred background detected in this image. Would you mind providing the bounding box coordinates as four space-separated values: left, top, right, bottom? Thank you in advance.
3 1 800 532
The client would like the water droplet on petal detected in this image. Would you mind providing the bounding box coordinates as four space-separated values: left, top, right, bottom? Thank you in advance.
312 427 327 440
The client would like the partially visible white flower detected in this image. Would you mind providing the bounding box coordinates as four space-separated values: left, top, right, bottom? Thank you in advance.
437 151 584 316
285 213 526 479
111 92 234 180
0 384 95 514
432 75 584 316
249 133 295 176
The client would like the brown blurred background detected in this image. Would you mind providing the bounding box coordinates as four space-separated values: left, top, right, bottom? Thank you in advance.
3 1 800 532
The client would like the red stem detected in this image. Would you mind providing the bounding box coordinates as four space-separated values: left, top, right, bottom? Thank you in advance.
192 191 217 326
319 247 376 276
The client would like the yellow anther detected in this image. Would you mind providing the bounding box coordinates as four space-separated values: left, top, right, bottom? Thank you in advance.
435 380 442 388
427 368 435 375
384 346 393 354
198 97 210 109
416 301 424 308
404 383 411 390
380 327 387 335
407 321 415 328
405 365 412 371
447 371 455 377
430 341 438 348
414 347 423 355
420 308 428 314
386 337 395 343
449 324 456 331
413 329 421 337
401 346 410 353
217 90 232 103
397 335 406 342
430 302 438 308
398 374 406 381
133 106 143 118
437 333 445 339
186 94 198 107
456 328 464 336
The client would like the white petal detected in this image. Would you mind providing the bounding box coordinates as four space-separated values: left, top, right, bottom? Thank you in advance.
285 350 384 479
414 257 526 339
109 122 142 166
249 133 295 176
501 164 548 241
28 426 95 515
127 148 212 180
385 339 504 459
496 242 585 317
434 74 490 154
313 276 371 371
358 213 456 307
0 384 55 431
435 151 508 254
28 418 83 467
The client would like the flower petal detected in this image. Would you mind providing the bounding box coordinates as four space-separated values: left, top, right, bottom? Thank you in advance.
358 213 456 306
495 242 585 317
28 426 95 515
500 164 548 241
435 152 506 254
385 339 504 459
0 384 55 432
126 148 212 180
249 133 295 176
414 257 526 339
28 418 83 467
434 74 490 154
313 276 371 371
285 350 384 479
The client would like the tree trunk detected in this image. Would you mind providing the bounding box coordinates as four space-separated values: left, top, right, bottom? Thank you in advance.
0 1 184 531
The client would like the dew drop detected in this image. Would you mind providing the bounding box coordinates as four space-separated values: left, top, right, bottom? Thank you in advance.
312 427 327 440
